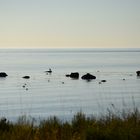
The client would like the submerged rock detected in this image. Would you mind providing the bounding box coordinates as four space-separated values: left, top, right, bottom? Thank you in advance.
66 72 79 79
136 71 140 76
22 83 27 88
0 72 8 77
22 85 26 88
22 76 30 79
81 73 96 80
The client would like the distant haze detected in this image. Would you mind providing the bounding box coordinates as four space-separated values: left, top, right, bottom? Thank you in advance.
0 0 140 48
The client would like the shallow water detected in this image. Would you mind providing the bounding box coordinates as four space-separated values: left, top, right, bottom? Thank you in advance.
0 48 140 121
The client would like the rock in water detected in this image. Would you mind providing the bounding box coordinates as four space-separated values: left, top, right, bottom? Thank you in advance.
66 72 79 79
70 72 79 79
65 74 70 77
136 71 140 76
101 80 106 82
0 72 8 77
81 73 96 80
22 76 30 79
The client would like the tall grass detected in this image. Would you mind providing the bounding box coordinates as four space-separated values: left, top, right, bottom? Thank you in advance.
0 108 140 140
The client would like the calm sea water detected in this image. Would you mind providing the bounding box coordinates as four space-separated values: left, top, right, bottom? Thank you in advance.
0 48 140 121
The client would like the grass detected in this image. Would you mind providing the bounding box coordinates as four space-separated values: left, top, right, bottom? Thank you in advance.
0 108 140 140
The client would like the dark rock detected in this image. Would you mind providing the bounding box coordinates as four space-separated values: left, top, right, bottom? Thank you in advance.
22 76 30 79
22 83 27 88
136 71 140 76
66 72 79 79
101 80 106 82
0 72 8 77
66 74 70 77
81 73 96 80
70 72 79 79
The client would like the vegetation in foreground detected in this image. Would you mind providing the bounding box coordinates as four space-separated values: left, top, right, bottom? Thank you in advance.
0 108 140 140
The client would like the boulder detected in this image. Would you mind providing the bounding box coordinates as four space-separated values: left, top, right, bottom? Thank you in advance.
70 72 79 79
81 73 96 80
66 72 79 79
136 71 140 76
0 72 8 77
22 76 30 79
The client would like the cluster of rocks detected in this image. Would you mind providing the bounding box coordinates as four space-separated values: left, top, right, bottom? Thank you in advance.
0 71 97 81
22 83 28 91
0 72 30 79
0 70 140 80
66 72 96 80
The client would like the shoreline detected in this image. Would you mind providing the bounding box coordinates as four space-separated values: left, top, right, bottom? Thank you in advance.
0 108 140 140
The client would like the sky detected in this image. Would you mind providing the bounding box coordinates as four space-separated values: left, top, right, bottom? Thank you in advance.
0 0 140 48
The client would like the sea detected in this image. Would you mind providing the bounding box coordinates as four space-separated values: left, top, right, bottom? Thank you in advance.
0 48 140 121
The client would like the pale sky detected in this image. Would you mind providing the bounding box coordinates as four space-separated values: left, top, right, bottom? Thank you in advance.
0 0 140 48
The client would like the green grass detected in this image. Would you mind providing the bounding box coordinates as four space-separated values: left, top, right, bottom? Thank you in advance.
0 108 140 140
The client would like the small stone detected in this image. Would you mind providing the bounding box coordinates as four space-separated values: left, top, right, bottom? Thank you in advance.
101 80 106 82
22 76 30 79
